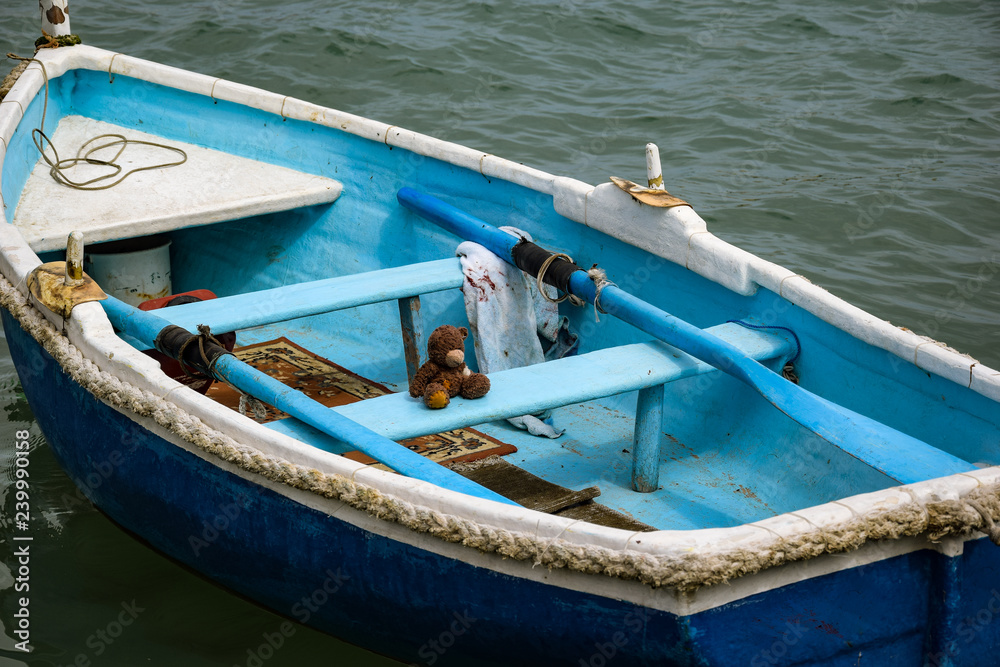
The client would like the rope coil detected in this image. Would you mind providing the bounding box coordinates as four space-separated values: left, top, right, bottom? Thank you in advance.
536 253 585 307
7 53 187 191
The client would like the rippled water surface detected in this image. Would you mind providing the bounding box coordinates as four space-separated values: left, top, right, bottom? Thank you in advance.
0 1 997 664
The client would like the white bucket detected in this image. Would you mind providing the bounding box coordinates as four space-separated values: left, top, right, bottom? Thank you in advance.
84 236 172 307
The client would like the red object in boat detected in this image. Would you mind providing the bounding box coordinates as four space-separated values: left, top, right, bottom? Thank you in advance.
139 290 237 394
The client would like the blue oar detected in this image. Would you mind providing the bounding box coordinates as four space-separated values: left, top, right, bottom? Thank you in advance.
100 295 518 506
397 186 976 484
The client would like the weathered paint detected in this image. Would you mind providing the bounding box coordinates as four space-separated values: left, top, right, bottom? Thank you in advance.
398 294 424 385
5 310 1000 666
25 261 106 318
632 384 665 492
645 142 664 190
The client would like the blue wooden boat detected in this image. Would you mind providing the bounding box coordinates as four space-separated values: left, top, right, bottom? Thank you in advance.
1 44 999 666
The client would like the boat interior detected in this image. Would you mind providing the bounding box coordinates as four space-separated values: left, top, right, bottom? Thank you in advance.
8 66 1000 532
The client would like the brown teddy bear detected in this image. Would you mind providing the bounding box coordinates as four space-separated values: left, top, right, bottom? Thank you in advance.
409 325 490 409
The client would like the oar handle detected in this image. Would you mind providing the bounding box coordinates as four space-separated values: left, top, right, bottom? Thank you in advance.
398 187 756 381
398 187 585 296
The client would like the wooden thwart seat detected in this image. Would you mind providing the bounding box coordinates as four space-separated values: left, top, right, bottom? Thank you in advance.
126 258 462 372
155 258 463 333
129 246 971 492
336 323 790 439
266 322 798 491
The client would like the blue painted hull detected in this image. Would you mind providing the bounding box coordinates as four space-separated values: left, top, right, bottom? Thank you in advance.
2 47 999 666
7 310 1000 666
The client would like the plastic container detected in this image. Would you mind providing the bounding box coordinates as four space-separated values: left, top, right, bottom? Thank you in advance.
84 235 172 307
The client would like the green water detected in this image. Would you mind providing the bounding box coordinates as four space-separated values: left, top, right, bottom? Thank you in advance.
0 1 997 664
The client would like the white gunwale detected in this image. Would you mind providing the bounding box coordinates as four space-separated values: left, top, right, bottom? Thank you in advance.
1 45 997 613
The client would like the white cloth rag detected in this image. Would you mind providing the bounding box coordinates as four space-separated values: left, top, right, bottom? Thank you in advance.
457 227 564 438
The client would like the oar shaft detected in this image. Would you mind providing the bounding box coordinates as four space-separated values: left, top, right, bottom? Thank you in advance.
397 187 977 484
100 295 518 506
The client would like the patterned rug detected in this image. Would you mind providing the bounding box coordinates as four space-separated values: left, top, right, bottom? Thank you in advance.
206 337 516 466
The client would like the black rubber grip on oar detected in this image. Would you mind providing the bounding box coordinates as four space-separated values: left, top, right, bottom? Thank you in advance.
154 325 231 378
511 240 582 293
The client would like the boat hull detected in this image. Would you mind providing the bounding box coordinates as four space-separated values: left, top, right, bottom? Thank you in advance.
7 310 1000 667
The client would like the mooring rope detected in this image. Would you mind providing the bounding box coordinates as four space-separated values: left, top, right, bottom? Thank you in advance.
588 266 616 322
6 53 187 191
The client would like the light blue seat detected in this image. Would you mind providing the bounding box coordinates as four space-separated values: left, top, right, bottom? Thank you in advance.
155 258 463 333
266 322 797 491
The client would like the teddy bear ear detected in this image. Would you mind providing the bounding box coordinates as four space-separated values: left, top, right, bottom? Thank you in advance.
459 327 468 338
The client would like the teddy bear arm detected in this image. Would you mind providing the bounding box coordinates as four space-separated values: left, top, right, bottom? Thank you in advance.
409 361 440 397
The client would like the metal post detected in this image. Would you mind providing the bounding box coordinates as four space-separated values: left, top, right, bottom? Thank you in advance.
65 231 83 286
40 0 72 37
645 143 664 190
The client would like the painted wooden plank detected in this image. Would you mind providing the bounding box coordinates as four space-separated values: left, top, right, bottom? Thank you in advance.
154 258 463 334
266 322 794 443
15 117 343 253
632 384 665 493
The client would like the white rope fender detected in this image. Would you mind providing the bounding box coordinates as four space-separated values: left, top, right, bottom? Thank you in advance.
1 272 998 593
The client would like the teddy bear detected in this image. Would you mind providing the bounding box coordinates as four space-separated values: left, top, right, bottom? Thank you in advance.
409 325 490 409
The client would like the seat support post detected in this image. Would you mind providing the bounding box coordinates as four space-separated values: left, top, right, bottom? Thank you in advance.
398 295 424 385
632 384 665 493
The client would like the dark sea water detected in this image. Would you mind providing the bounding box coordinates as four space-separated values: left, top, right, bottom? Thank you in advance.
0 1 997 665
